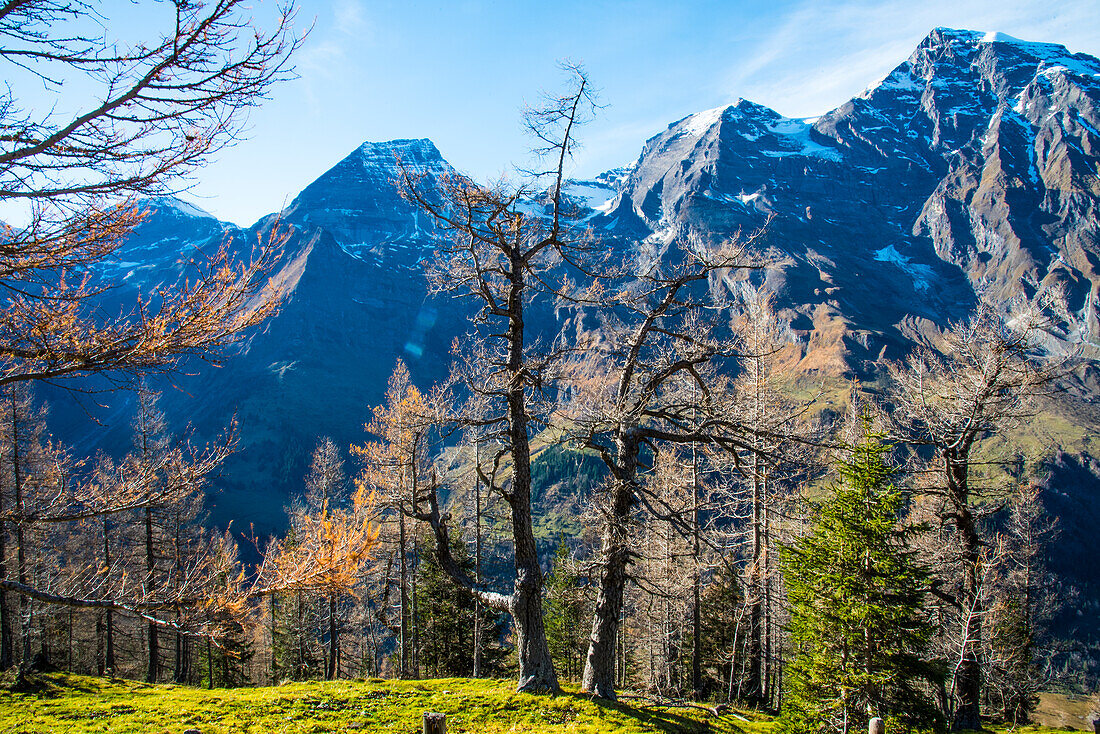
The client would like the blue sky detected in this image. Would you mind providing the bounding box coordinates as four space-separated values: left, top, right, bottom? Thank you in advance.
179 0 1100 225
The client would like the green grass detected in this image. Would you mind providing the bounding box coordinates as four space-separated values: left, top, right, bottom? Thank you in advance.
0 674 1090 734
0 674 774 734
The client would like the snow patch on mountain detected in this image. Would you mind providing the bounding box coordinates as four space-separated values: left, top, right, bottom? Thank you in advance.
763 117 843 161
940 28 1100 78
874 245 935 291
564 181 617 213
859 67 924 100
356 138 447 173
145 197 215 219
683 106 725 136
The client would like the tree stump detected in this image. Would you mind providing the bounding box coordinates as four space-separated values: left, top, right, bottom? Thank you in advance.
423 711 446 734
869 717 885 734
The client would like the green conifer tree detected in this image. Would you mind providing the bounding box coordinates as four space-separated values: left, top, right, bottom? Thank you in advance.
543 540 588 681
781 425 942 734
416 533 508 677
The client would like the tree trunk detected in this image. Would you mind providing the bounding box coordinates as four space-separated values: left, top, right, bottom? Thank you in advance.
473 438 483 678
763 470 777 712
399 500 410 678
174 608 189 683
65 608 72 671
145 507 158 683
296 590 305 677
11 393 30 668
410 453 420 679
179 629 191 684
508 480 557 692
101 509 115 673
104 609 115 674
269 593 278 683
582 434 639 699
746 450 764 704
503 263 558 694
691 432 702 699
507 410 557 692
326 593 338 680
581 510 630 698
948 449 983 731
0 516 11 670
422 712 447 734
95 613 104 675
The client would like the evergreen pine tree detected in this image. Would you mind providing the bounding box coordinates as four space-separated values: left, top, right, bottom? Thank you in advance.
416 533 508 677
781 425 942 734
543 540 587 682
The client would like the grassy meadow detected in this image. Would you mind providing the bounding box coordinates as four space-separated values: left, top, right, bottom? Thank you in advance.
1 674 1094 734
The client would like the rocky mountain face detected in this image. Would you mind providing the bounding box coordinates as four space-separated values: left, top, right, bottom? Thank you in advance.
58 29 1100 533
597 28 1100 373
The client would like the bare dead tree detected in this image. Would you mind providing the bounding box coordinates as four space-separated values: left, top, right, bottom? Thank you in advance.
887 301 1065 731
724 282 814 709
557 228 777 700
397 63 598 694
985 484 1060 725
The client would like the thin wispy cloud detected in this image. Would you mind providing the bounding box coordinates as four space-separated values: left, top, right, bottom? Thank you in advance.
710 0 1100 118
334 0 370 37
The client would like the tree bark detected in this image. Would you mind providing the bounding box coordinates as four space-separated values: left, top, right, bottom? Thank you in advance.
507 424 558 693
145 506 158 683
582 435 638 699
948 448 983 732
326 593 338 680
500 255 557 694
0 514 10 670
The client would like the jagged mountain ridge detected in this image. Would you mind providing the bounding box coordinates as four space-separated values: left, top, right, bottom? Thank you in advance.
58 28 1100 532
596 27 1100 372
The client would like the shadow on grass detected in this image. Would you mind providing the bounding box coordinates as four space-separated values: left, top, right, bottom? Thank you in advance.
565 692 744 733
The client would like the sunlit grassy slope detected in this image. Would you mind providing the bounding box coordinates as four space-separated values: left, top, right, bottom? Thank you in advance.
1 674 1092 734
0 674 775 734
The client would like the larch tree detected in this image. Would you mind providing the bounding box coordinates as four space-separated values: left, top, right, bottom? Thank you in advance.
887 302 1060 731
0 0 301 389
398 64 598 694
254 450 379 680
0 383 53 668
303 437 350 680
354 360 432 679
560 229 765 700
728 283 807 709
